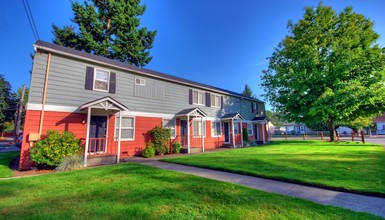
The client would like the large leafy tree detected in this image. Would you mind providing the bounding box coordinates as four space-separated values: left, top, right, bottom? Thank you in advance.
52 0 156 67
261 4 385 141
0 74 16 132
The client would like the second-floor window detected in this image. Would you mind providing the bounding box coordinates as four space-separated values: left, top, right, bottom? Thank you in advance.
211 94 221 108
135 78 146 86
193 90 204 105
251 102 258 113
94 69 110 92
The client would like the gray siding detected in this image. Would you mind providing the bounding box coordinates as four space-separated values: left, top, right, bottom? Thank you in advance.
29 52 264 120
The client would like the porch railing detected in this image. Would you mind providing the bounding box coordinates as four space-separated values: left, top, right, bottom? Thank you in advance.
86 138 118 155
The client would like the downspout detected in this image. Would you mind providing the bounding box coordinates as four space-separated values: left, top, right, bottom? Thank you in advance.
38 52 51 137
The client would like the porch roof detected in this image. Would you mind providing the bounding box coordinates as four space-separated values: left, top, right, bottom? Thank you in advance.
80 96 128 111
252 116 269 123
221 113 244 120
175 107 207 117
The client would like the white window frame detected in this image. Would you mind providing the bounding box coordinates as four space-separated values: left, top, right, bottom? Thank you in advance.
247 123 253 136
234 121 240 134
93 68 110 92
162 118 176 139
211 121 222 137
114 116 135 141
135 77 146 86
211 94 221 108
193 119 206 137
192 90 205 105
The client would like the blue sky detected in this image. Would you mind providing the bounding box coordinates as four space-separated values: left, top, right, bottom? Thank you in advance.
1 0 384 110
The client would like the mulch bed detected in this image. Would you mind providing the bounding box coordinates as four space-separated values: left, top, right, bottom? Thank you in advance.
9 156 55 177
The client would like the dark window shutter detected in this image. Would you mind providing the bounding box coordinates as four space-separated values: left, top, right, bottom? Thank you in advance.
221 96 224 108
85 66 94 90
205 92 211 107
109 72 116 94
251 102 254 113
189 89 193 104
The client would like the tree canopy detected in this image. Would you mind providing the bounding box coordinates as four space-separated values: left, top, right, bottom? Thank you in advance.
0 74 17 132
52 0 156 67
261 3 385 141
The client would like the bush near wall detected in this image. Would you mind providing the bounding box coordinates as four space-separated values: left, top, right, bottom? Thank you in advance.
30 130 83 167
148 126 171 155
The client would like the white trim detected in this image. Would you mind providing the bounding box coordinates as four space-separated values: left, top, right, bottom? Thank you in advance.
26 103 175 118
93 68 110 92
210 120 222 137
114 115 135 141
192 90 205 106
34 43 265 104
162 118 176 139
210 94 221 108
247 122 253 136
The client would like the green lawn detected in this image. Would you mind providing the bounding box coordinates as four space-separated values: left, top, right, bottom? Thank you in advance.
0 152 19 178
162 140 385 196
0 163 380 219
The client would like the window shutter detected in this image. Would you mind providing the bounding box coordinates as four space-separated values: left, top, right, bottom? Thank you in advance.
205 92 211 107
251 102 254 113
85 66 94 90
189 89 193 104
221 96 224 108
109 72 116 94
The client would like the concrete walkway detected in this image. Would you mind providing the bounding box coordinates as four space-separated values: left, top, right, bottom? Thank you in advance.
125 158 385 218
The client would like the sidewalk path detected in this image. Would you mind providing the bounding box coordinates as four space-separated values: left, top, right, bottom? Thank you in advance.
125 158 385 218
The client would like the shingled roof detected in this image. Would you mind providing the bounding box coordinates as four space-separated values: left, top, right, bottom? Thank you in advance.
34 40 264 103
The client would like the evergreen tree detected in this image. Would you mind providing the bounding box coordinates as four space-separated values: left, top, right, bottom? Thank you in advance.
0 74 16 132
261 4 385 141
52 0 156 67
242 84 254 97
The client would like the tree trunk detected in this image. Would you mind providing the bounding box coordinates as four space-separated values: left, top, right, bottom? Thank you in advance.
328 118 335 142
104 18 111 57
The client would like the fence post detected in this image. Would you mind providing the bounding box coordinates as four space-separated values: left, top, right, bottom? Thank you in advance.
351 132 354 142
360 130 365 144
336 132 339 141
285 133 288 141
320 132 323 140
303 134 305 140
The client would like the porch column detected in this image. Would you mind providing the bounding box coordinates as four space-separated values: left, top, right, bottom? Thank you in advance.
240 120 243 147
201 117 204 152
231 118 235 148
262 123 266 143
84 107 91 167
116 111 122 164
187 115 190 154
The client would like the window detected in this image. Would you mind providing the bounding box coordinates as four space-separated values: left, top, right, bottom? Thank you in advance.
251 102 258 113
94 69 110 92
382 124 385 130
211 94 221 108
193 120 206 137
234 122 239 134
115 116 134 140
135 78 146 86
163 119 176 138
247 123 253 136
211 121 222 137
193 90 204 105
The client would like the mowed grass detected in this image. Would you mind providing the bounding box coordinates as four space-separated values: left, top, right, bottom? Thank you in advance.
163 140 385 196
0 152 19 178
0 163 381 219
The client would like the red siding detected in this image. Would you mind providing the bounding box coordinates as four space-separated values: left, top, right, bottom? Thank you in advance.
20 110 87 169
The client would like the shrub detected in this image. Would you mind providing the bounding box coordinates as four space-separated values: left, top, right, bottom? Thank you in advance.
55 154 84 171
148 126 171 155
242 128 249 141
142 141 155 158
172 142 181 154
30 130 83 167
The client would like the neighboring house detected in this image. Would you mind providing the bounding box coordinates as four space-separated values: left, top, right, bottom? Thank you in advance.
374 113 385 134
336 126 353 135
283 122 312 135
19 41 268 169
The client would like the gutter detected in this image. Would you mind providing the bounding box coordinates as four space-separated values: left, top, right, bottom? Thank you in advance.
33 44 264 104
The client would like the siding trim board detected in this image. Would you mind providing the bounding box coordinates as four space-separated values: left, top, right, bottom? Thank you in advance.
34 41 264 103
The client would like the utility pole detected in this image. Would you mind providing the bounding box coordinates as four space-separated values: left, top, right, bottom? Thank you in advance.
14 85 26 140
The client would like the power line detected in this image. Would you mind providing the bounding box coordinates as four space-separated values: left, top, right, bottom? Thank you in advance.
22 0 40 41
